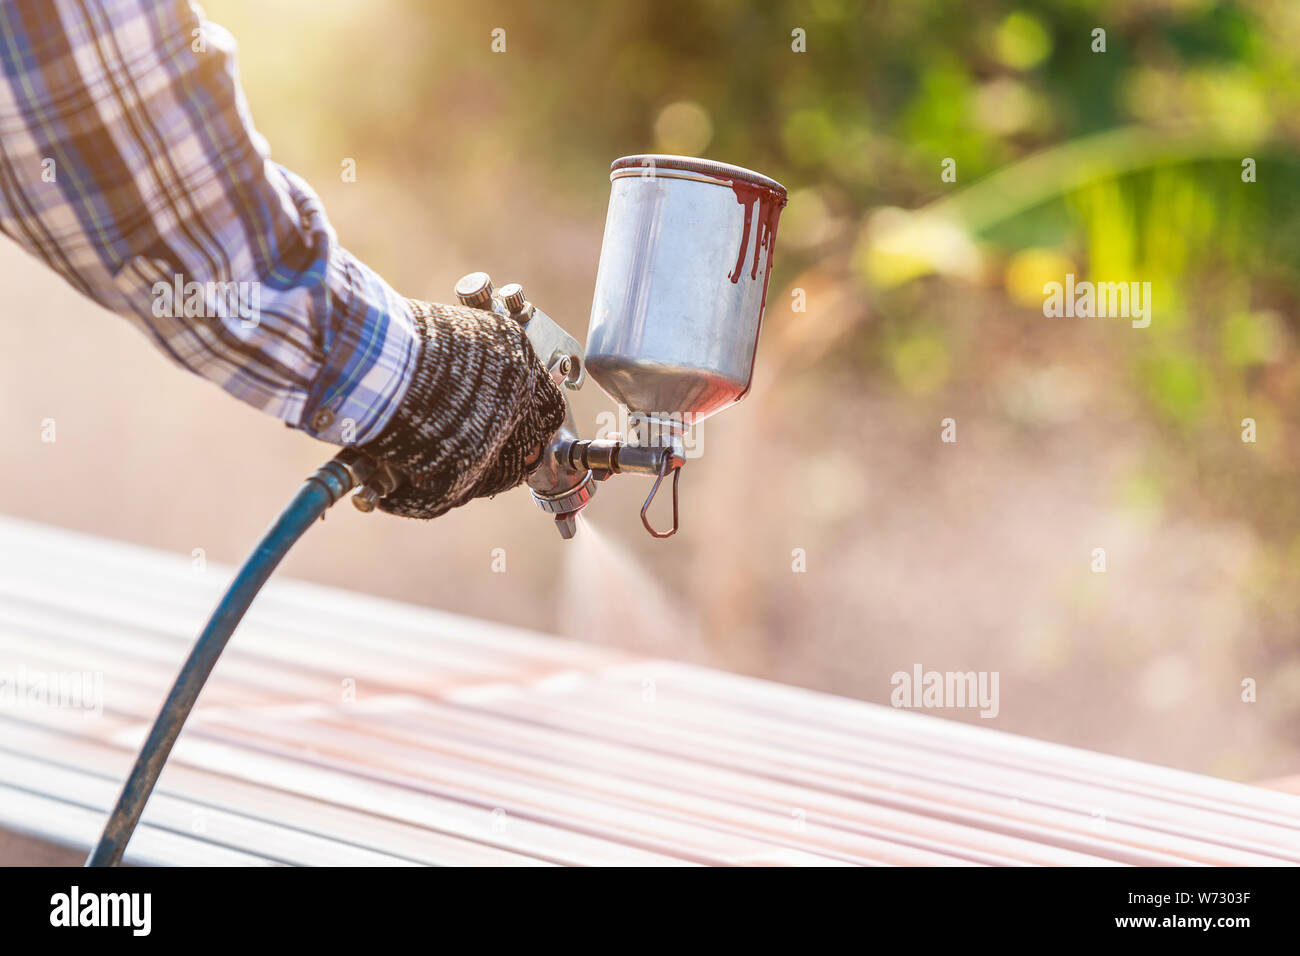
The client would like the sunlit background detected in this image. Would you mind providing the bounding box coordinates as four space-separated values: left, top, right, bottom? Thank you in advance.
3 0 1299 782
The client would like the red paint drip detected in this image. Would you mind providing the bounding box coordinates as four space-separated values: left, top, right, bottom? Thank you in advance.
728 188 754 283
727 179 786 319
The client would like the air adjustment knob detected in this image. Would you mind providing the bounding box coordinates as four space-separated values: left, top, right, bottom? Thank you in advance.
499 283 527 314
454 272 494 310
351 486 382 513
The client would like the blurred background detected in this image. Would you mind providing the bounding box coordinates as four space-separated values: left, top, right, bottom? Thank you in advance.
3 0 1299 782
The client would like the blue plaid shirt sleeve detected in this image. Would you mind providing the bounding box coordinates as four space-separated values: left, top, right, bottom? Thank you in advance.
0 0 417 444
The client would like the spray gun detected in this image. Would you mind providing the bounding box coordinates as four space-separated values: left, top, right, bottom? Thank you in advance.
359 269 682 538
85 155 785 865
353 155 788 538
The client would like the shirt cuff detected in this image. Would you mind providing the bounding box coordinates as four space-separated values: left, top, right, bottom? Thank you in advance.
298 246 419 445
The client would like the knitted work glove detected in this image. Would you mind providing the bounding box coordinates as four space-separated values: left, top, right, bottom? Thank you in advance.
359 300 566 519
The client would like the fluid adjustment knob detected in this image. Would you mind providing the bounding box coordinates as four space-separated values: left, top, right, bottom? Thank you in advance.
500 283 527 314
454 272 494 310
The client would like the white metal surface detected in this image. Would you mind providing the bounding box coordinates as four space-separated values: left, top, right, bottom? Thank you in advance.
0 515 1298 866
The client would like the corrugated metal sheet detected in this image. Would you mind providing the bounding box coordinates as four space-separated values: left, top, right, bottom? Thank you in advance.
1 515 1298 866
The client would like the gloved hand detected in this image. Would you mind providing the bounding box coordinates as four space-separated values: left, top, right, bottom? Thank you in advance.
359 299 566 519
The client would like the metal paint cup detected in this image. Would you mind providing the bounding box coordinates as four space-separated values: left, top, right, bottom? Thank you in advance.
585 155 788 432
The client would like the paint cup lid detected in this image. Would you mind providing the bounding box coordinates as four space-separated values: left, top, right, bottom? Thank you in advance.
610 154 787 200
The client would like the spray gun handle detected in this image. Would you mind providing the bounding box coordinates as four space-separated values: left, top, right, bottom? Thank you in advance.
452 271 686 540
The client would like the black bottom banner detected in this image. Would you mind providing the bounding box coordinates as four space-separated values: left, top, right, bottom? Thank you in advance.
0 863 1284 943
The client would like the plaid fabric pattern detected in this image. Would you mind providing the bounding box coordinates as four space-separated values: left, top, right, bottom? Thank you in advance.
0 0 417 443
